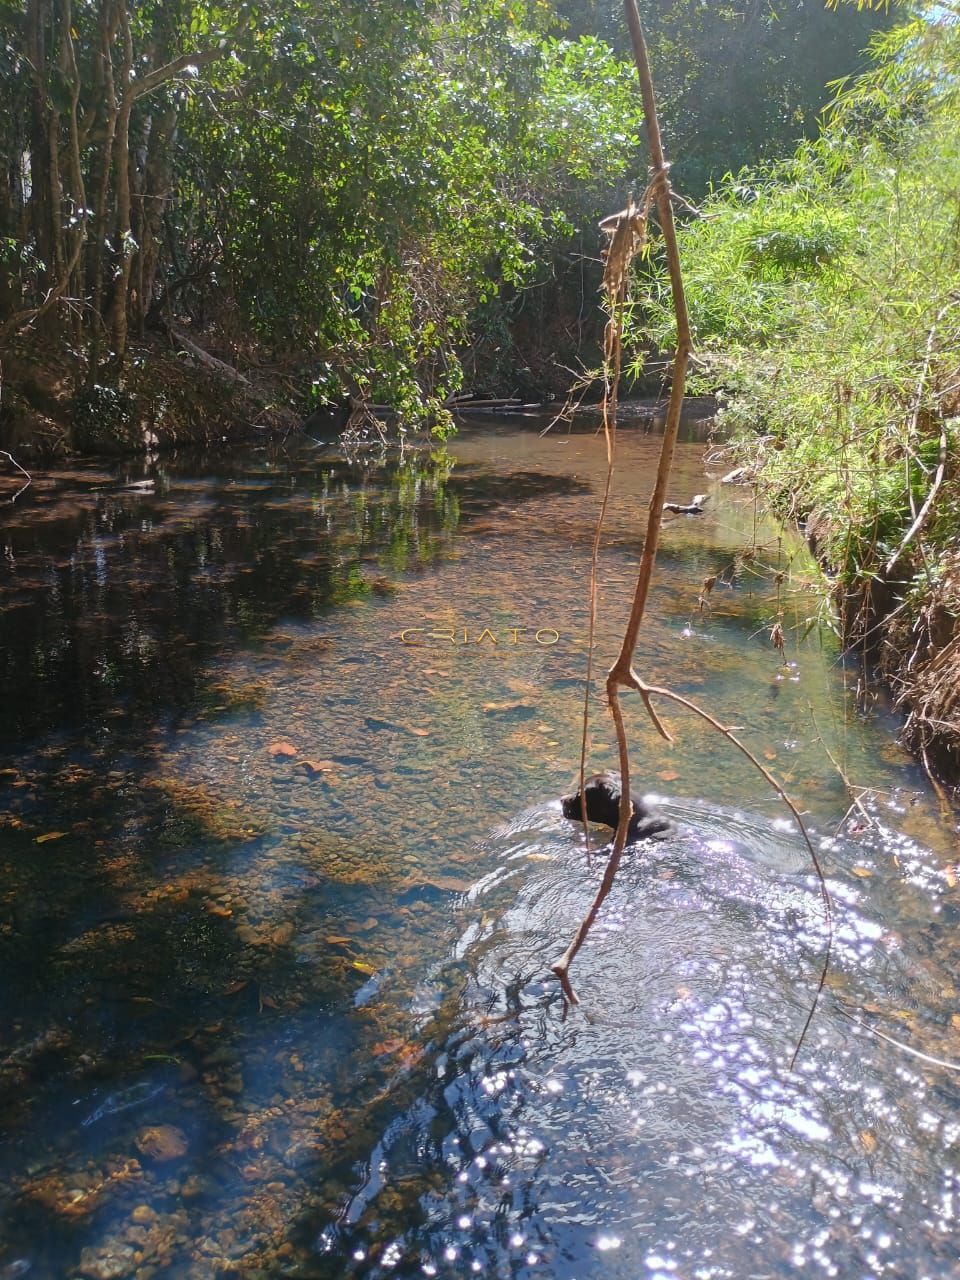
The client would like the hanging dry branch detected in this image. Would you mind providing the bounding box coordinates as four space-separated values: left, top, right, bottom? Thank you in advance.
552 0 692 1002
552 0 832 1069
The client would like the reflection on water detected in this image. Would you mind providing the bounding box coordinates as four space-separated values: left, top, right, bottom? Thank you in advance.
0 415 957 1279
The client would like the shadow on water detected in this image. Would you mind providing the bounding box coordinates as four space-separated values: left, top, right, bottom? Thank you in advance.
0 415 957 1279
0 430 609 1278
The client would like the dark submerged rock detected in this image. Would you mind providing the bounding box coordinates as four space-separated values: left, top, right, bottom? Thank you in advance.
561 771 675 843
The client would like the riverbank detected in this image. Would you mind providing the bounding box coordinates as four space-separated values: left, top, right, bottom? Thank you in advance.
718 432 960 794
0 333 307 466
631 12 960 795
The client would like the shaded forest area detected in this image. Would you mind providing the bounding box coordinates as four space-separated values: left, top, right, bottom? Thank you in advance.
0 0 887 455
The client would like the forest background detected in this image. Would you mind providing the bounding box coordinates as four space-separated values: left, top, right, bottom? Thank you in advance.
0 0 889 449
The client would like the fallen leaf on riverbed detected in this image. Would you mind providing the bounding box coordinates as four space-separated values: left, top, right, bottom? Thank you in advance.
860 1130 877 1154
267 742 297 758
35 831 68 843
851 867 873 879
657 770 679 782
351 960 376 976
297 758 334 776
372 1038 406 1057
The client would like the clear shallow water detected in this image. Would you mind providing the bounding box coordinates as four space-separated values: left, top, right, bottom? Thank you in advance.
0 415 958 1279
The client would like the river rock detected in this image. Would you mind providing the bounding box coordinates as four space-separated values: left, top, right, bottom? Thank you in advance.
135 1124 188 1162
77 1242 137 1279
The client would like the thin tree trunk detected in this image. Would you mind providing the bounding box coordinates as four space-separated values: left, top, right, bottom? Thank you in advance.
109 0 134 365
59 0 87 349
88 0 118 381
135 104 178 337
25 0 55 313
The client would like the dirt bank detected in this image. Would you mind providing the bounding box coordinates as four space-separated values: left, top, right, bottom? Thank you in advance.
802 507 960 792
0 332 308 465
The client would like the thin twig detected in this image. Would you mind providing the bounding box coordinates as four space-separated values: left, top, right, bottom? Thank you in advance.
809 707 877 832
836 1006 960 1074
634 679 833 1071
0 451 32 503
552 0 831 1071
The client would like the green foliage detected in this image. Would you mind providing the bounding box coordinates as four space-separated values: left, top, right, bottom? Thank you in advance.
635 2 960 621
74 384 136 452
0 0 652 430
175 6 647 419
554 0 893 194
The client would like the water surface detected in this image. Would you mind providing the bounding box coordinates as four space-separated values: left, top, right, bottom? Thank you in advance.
0 414 957 1279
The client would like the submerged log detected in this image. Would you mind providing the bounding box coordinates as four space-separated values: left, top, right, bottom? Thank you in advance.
663 493 708 515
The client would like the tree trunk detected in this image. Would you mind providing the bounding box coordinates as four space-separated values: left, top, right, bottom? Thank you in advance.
88 0 118 381
25 0 56 322
134 103 178 337
109 0 134 366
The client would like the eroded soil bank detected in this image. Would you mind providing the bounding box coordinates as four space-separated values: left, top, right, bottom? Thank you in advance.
742 472 960 795
0 336 308 464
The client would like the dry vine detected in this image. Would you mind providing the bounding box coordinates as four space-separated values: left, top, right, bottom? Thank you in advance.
551 0 833 1071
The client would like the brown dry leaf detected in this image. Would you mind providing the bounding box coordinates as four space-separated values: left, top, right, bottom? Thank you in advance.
946 865 958 889
763 749 777 761
297 759 332 776
657 769 679 782
950 1013 960 1032
267 742 298 758
851 867 873 879
396 1043 424 1069
859 1130 877 1155
372 1038 406 1057
407 727 430 737
35 831 68 844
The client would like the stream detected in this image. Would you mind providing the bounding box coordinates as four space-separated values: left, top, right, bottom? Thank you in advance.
0 411 958 1279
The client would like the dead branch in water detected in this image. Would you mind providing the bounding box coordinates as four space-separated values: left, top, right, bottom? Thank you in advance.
552 0 832 1070
0 450 32 503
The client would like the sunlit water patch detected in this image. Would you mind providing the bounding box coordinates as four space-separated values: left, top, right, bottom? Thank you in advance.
317 805 960 1280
